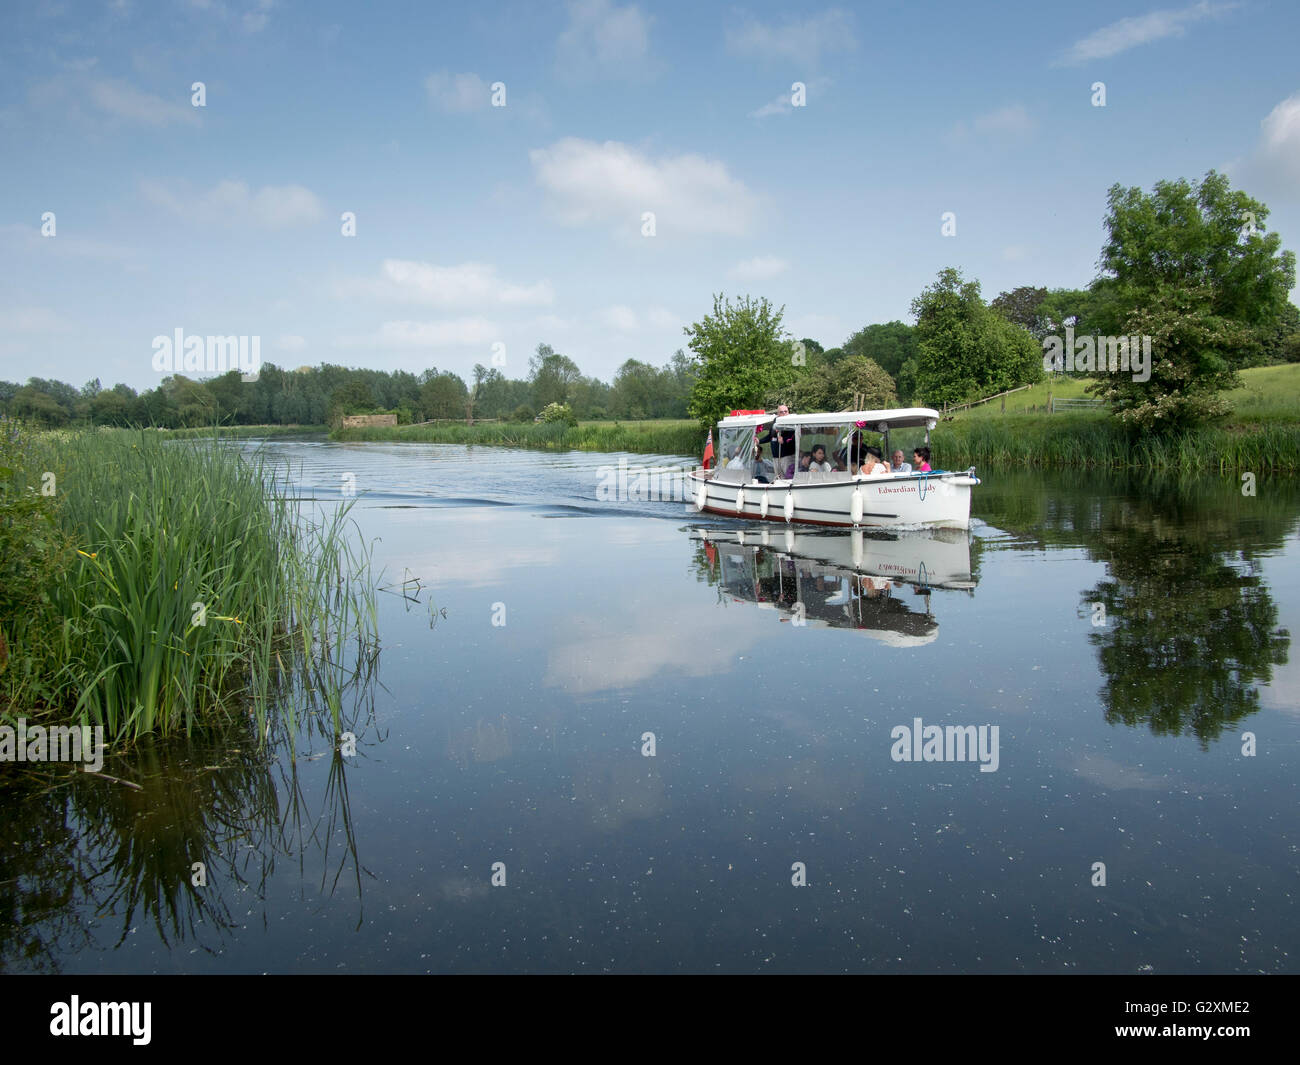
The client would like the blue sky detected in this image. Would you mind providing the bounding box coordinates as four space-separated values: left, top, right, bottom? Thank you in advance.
2 0 1298 391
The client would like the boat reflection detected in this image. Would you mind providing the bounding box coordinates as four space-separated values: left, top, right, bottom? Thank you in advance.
691 525 976 646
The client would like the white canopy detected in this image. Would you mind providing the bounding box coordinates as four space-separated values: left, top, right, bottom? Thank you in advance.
717 413 775 428
773 407 940 430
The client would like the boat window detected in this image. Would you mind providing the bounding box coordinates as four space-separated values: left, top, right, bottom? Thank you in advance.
714 424 759 484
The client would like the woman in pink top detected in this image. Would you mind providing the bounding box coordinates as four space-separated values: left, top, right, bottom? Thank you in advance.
912 446 932 472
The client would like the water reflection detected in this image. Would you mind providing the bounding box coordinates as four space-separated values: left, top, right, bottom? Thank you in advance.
979 470 1296 747
690 526 976 645
0 716 377 971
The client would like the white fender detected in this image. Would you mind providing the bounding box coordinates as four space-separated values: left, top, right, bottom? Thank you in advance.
694 480 707 511
759 491 769 519
736 529 746 547
851 529 864 569
784 528 796 553
760 528 770 546
850 488 864 525
734 487 745 515
783 492 794 523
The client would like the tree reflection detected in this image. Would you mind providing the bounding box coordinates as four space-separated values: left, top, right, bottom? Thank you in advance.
980 468 1294 747
1082 490 1290 747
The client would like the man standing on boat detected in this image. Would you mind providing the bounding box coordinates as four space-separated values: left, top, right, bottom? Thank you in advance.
759 403 797 477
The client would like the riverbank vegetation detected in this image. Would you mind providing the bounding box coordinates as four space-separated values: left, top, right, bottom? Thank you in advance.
0 421 378 746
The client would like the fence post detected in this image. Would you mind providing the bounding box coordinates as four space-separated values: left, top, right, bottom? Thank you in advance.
1048 392 1053 414
1001 395 1006 413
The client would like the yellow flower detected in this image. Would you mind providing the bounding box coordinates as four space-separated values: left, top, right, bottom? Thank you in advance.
76 550 98 559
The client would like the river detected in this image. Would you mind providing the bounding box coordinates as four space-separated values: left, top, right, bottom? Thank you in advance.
2 437 1297 973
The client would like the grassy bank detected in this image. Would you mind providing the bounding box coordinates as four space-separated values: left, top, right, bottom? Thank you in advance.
335 418 702 456
1 423 377 745
154 423 329 439
327 366 1300 472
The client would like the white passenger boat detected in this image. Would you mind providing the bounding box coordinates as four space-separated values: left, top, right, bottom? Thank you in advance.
687 407 978 529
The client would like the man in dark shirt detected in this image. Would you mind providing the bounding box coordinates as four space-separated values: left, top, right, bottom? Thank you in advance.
759 403 796 476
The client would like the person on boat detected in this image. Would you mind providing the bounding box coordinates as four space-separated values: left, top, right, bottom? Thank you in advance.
759 404 796 465
797 451 813 473
725 447 748 470
810 445 833 472
860 447 889 476
912 446 932 472
891 449 912 473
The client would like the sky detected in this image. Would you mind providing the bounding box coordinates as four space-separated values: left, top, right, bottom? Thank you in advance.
2 0 1298 392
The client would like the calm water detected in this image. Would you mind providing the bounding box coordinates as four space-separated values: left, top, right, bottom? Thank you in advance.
3 439 1298 973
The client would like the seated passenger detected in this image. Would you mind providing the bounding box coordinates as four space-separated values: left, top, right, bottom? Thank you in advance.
809 445 833 472
860 447 889 476
891 449 912 473
798 451 813 472
912 446 932 472
725 447 747 469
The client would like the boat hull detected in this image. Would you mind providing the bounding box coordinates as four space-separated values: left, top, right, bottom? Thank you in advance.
687 470 977 529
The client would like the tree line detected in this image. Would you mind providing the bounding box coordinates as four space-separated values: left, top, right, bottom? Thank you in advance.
684 169 1298 433
0 345 699 429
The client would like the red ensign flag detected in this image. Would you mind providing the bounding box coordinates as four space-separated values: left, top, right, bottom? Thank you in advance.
702 428 714 470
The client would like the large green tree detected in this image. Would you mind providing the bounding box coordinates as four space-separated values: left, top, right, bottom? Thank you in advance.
685 294 796 429
1084 171 1295 428
909 268 1043 408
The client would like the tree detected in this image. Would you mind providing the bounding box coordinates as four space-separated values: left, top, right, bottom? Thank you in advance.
1090 170 1296 370
840 321 916 378
990 287 1050 339
685 294 796 429
529 345 581 408
1085 285 1250 430
418 372 468 420
909 268 1042 408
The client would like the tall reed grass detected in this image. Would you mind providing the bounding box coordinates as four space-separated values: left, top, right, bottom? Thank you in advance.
933 416 1300 472
3 428 378 745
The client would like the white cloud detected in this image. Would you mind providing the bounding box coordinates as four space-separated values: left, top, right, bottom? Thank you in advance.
1001 245 1031 262
0 307 70 332
1057 1 1239 65
186 0 275 34
530 137 759 237
645 306 678 330
1227 92 1300 202
730 255 789 281
88 78 199 126
336 319 500 349
242 0 273 33
277 334 305 351
349 260 554 309
949 104 1036 143
556 0 653 79
749 78 828 119
725 9 856 66
425 70 491 113
750 95 792 119
141 179 324 228
0 223 137 264
599 305 639 331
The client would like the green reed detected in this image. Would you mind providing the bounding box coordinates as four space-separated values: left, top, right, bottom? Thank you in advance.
4 428 378 744
933 416 1300 473
334 418 703 457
